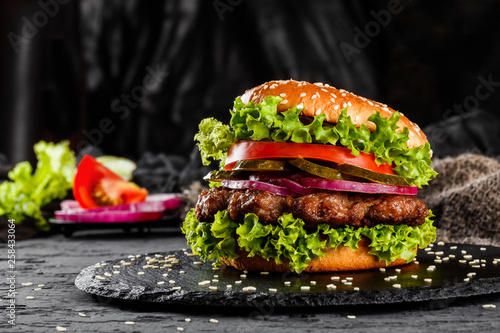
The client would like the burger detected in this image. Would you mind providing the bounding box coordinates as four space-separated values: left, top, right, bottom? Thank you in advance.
182 79 437 273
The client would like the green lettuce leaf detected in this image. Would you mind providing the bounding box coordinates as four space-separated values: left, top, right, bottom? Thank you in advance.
195 96 437 187
182 209 436 273
0 141 76 230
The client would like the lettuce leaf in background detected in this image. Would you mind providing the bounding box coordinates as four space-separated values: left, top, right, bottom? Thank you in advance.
182 209 436 273
196 96 437 187
0 141 76 230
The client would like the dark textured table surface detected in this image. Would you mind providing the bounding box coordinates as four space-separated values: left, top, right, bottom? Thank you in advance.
2 229 500 333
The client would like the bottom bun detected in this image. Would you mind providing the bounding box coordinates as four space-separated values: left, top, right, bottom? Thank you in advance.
222 238 415 273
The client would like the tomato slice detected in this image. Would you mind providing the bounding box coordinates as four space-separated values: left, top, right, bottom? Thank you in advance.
73 155 148 209
224 141 395 175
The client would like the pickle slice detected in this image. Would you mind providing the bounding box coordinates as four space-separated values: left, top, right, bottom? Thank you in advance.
233 159 290 171
335 163 410 186
203 170 249 182
288 158 347 181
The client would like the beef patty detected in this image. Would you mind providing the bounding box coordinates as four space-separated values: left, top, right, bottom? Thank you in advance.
195 187 429 228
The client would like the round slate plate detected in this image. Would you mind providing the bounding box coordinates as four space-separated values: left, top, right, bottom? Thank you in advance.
75 243 500 307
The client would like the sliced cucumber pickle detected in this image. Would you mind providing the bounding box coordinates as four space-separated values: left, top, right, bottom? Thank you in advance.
335 163 410 186
233 159 290 171
288 158 348 181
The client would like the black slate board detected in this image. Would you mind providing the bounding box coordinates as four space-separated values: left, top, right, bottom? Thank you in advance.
75 243 500 307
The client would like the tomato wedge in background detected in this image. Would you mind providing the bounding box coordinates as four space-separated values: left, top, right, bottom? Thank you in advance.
73 155 148 209
224 141 395 175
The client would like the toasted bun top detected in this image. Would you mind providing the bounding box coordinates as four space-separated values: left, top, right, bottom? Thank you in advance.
239 79 428 149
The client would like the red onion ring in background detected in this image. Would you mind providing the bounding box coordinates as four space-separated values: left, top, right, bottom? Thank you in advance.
55 194 183 223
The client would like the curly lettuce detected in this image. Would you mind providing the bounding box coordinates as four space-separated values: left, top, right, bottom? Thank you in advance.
195 96 437 187
0 141 76 230
182 209 436 274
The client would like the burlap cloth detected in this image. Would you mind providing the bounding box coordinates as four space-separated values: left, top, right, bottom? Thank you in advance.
417 153 500 246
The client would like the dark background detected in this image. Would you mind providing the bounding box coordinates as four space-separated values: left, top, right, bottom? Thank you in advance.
1 0 500 167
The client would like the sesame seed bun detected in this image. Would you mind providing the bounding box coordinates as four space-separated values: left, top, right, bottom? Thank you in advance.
239 80 428 149
222 238 414 273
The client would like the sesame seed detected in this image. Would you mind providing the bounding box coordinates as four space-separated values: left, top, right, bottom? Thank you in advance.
125 321 135 325
331 276 340 281
389 276 397 280
210 319 219 323
56 326 67 332
180 271 186 274
78 312 86 317
480 247 487 251
177 327 184 332
463 254 473 259
227 285 232 289
22 282 33 287
162 273 168 277
38 284 45 287
137 272 145 275
243 286 256 292
344 282 352 286
411 275 418 279
95 276 105 281
435 251 444 256
193 262 202 265
280 99 288 104
269 288 277 293
381 107 389 111
284 281 291 286
437 241 445 246
424 278 432 283
354 287 360 291
169 280 176 284
321 88 328 92
185 318 191 322
424 248 431 252
311 95 317 100
459 260 467 264
212 279 219 283
347 101 352 107
427 266 436 272
310 281 317 285
449 254 456 258
464 278 470 282
300 92 306 97
172 286 182 291
209 286 218 291
482 304 496 309
462 250 467 254
34 288 41 291
315 108 322 115
301 286 310 291
157 281 165 285
347 315 356 319
393 284 402 289
334 105 340 110
279 93 286 97
395 269 401 273
122 262 131 266
384 277 391 282
434 259 442 264
235 280 242 284
260 271 269 275
326 284 337 290
26 296 35 300
240 274 247 279
379 268 386 273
